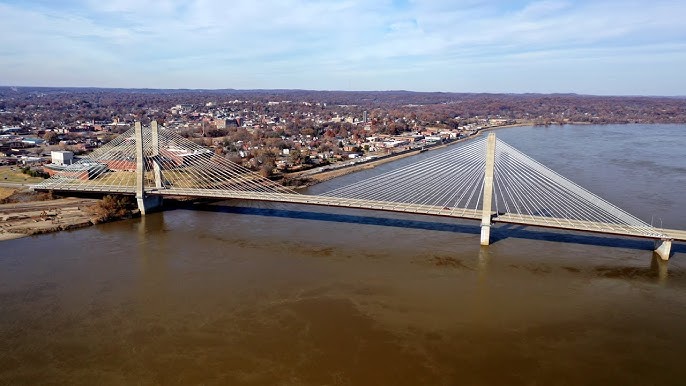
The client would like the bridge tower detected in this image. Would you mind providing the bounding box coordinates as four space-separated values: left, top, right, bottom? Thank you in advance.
480 133 496 246
135 122 163 215
150 121 164 189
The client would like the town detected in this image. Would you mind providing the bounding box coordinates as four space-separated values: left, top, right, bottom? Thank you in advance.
2 87 686 186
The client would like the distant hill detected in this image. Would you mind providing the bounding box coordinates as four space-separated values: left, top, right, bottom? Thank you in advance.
1 86 685 125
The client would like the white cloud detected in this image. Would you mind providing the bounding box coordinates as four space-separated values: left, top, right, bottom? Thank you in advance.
0 0 684 93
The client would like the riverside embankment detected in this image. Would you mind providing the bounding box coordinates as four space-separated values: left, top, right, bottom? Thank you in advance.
0 196 98 241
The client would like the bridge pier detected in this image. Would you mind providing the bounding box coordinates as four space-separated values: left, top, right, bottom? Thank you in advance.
480 225 491 246
480 133 496 246
654 239 672 261
136 195 163 216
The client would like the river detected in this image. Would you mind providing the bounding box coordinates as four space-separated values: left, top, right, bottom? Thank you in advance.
1 124 685 385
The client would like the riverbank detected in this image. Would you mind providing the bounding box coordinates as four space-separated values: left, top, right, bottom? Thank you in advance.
0 196 100 241
0 187 142 241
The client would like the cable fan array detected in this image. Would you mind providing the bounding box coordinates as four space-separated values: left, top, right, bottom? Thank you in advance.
321 137 488 217
34 126 296 195
322 135 658 237
491 140 657 236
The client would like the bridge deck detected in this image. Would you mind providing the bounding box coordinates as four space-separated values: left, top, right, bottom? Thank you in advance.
663 229 686 241
152 189 685 242
34 186 686 242
151 188 485 220
493 213 669 240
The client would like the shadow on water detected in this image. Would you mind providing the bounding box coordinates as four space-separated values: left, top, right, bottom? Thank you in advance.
192 202 482 234
493 223 686 256
155 202 686 285
187 202 685 256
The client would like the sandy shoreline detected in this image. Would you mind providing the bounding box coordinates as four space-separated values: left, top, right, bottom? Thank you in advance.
0 197 99 242
0 232 27 241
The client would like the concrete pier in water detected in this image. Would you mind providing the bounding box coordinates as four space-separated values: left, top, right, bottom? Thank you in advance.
655 239 672 261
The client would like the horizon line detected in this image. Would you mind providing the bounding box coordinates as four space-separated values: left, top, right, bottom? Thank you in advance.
1 85 685 99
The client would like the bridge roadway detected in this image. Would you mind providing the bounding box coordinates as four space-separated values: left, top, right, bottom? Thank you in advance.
146 188 686 242
34 186 686 242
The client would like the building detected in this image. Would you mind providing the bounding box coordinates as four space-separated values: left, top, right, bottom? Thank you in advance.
51 151 74 166
43 162 107 180
159 146 212 166
214 118 228 129
21 137 45 147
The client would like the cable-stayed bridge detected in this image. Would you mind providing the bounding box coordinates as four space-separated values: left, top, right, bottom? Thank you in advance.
33 122 685 260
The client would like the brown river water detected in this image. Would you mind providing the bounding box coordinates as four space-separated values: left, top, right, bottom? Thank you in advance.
1 124 686 385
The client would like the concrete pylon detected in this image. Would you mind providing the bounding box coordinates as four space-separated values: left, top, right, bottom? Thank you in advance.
135 122 145 200
480 133 496 246
134 121 162 215
151 120 163 189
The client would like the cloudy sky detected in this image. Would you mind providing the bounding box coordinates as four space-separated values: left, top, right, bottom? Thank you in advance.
1 0 685 95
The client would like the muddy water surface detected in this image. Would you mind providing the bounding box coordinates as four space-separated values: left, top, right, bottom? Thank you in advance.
1 124 686 385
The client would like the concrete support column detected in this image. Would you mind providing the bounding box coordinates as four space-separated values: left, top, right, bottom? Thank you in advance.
135 122 145 200
654 239 672 261
135 121 162 215
480 133 496 246
480 224 491 246
151 120 163 189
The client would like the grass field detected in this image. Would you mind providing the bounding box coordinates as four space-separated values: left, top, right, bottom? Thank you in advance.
0 165 45 184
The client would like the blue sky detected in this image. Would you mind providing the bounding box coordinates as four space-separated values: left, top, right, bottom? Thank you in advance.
1 0 685 95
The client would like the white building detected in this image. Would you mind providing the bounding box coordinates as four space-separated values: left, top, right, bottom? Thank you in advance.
51 151 74 165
